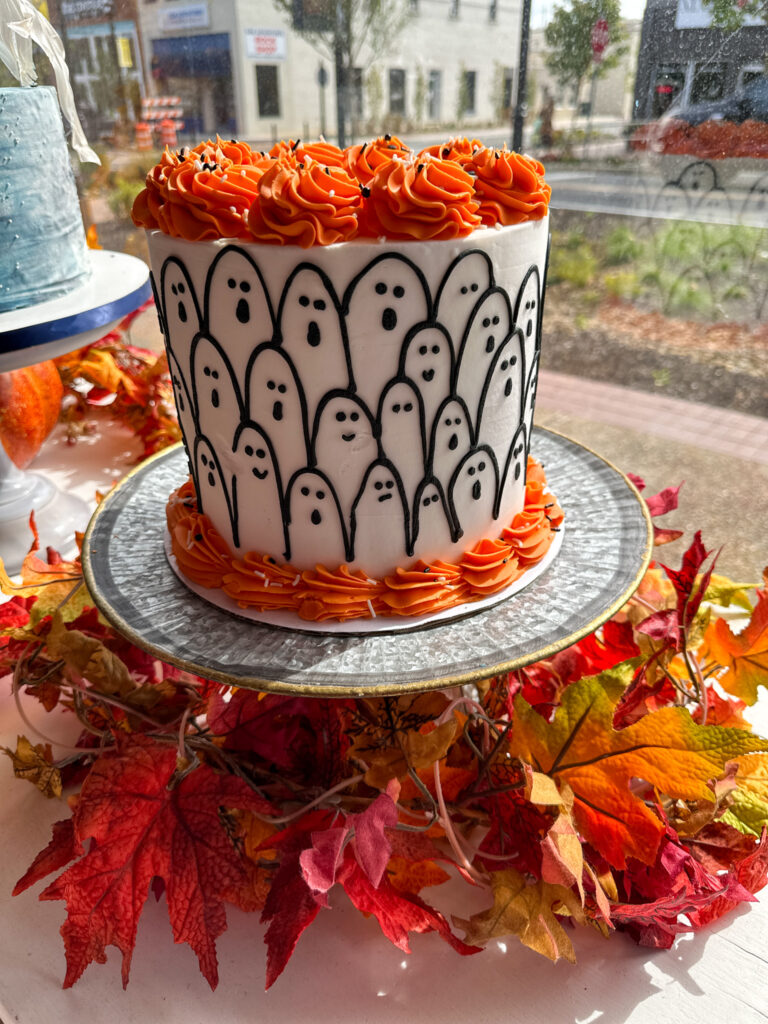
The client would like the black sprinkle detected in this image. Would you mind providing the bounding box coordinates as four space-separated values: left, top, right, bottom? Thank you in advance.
292 139 301 150
545 502 554 508
423 567 430 573
324 166 331 174
230 138 237 143
550 527 561 532
361 185 371 198
384 134 391 141
194 533 203 542
442 148 450 158
416 163 424 176
299 162 305 169
360 143 367 154
502 558 508 563
266 555 275 563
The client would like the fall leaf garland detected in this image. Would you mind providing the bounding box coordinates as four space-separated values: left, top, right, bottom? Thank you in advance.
2 407 768 989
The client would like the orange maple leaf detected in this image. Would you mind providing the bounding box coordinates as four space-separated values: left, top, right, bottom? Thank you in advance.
509 676 767 869
701 591 768 704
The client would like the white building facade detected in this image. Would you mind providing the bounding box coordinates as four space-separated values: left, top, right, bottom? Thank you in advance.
137 0 523 144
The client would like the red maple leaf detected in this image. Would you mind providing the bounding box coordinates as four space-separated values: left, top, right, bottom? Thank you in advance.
15 736 274 989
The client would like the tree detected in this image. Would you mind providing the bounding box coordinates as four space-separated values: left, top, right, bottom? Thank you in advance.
703 0 767 29
543 0 627 113
273 0 412 145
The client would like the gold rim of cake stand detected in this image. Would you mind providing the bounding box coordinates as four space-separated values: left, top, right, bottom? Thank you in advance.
82 430 653 697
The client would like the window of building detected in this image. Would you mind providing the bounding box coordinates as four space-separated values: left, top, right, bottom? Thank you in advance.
650 65 686 118
489 0 497 22
427 69 441 121
449 0 459 18
256 65 280 118
461 69 476 115
389 68 406 116
691 61 726 104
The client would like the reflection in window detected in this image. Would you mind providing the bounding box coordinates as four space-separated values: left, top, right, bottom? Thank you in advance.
427 69 441 121
691 61 726 103
651 65 686 117
460 69 476 116
449 0 459 19
256 65 280 118
389 68 406 116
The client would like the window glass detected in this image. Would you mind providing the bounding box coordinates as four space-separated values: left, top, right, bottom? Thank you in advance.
256 65 281 119
389 67 406 116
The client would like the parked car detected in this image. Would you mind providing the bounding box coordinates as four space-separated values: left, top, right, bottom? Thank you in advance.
664 75 768 125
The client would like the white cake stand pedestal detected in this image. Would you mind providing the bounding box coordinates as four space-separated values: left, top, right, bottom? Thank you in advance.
0 250 151 574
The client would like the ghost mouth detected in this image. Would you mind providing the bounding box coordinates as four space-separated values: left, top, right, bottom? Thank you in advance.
307 320 321 347
504 378 513 398
472 480 482 500
377 493 392 503
236 298 250 324
342 432 355 442
448 433 458 451
251 467 268 480
177 302 187 323
382 307 397 331
421 369 435 382
272 401 283 420
311 509 322 525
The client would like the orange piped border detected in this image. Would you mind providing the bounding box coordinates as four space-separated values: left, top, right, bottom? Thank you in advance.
167 457 563 623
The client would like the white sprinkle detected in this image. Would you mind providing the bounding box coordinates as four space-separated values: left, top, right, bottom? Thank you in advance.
252 569 266 580
263 578 269 587
229 205 237 213
194 159 203 171
437 576 446 583
378 235 387 242
494 222 502 231
240 169 247 177
329 189 335 197
221 173 227 181
364 576 379 586
292 574 301 586
367 599 376 619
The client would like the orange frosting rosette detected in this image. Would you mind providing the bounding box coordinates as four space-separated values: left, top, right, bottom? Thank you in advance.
418 137 484 166
269 138 346 168
469 147 551 227
363 155 481 241
343 134 412 185
163 456 561 622
247 159 362 247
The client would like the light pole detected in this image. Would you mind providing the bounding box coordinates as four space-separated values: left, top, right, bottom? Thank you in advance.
512 0 532 151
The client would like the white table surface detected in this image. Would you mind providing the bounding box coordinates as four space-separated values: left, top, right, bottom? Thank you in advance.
1 424 767 1024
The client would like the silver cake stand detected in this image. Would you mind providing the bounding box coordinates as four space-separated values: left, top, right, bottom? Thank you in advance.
82 427 652 696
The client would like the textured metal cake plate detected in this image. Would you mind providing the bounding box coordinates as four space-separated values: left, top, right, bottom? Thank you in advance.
82 428 652 696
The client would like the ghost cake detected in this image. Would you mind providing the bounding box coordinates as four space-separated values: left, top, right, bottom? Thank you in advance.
133 134 563 623
0 87 90 313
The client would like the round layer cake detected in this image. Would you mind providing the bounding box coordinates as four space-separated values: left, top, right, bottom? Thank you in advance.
135 136 560 621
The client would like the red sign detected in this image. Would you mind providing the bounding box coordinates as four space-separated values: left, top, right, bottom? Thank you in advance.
591 18 610 62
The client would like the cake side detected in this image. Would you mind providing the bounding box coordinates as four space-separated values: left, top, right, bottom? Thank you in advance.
0 87 90 314
148 218 549 580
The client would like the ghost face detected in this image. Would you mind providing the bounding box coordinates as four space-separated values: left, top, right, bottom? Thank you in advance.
455 287 513 420
400 325 453 438
447 446 499 545
377 378 426 503
193 436 234 549
312 391 378 519
513 267 541 370
344 255 430 413
476 331 525 470
434 250 493 358
246 344 309 484
205 247 273 383
498 422 528 522
350 460 410 573
232 423 285 557
429 396 473 495
411 477 453 564
190 334 242 463
286 469 349 568
161 257 201 375
278 265 351 425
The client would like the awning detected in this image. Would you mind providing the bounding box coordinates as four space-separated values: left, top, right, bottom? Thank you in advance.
151 33 231 78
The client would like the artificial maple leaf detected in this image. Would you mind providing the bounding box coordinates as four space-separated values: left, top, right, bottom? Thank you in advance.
719 752 768 837
540 809 585 902
454 868 585 962
701 590 768 704
387 856 451 894
337 844 480 957
3 735 62 798
19 736 274 989
45 610 136 697
509 676 767 868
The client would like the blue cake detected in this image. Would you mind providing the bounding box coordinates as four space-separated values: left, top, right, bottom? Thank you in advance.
0 86 90 314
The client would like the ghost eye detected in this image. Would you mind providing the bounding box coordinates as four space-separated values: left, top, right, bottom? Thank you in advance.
335 411 347 422
317 490 325 499
393 285 405 298
244 445 254 456
256 448 266 458
313 299 326 310
240 281 251 293
301 486 310 496
460 286 468 295
492 315 500 325
478 461 486 471
501 360 508 371
482 317 491 328
511 356 517 365
375 481 384 490
454 417 461 425
419 345 428 355
178 283 186 293
375 282 387 295
299 295 310 307
468 466 476 476
267 380 276 390
200 453 209 466
404 402 413 412
431 494 439 503
350 412 359 422
171 284 178 295
278 384 287 394
393 403 401 412
431 345 440 354
203 366 211 376
385 480 394 489
445 418 451 426
471 283 478 292
227 278 236 289
423 497 430 506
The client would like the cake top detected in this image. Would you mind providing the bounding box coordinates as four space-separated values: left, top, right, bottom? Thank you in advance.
131 134 550 247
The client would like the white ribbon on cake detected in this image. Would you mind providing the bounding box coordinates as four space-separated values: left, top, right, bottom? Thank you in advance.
0 0 100 164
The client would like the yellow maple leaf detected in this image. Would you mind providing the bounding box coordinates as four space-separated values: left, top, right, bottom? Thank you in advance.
3 735 62 798
720 752 768 837
46 610 135 696
509 676 768 868
454 868 585 962
701 594 768 704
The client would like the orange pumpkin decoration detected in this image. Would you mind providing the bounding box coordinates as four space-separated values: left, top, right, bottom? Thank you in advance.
0 360 64 468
